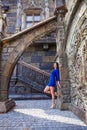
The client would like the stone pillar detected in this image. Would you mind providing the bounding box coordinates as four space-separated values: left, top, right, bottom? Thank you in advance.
0 0 15 113
54 0 70 110
16 0 22 32
41 8 45 20
0 0 4 90
0 0 4 33
45 0 50 19
21 11 26 30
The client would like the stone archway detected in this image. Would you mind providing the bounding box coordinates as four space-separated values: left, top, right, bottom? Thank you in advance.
1 16 56 101
0 16 57 113
66 2 87 123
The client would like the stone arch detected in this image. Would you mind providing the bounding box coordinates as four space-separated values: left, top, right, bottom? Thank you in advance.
1 16 56 101
66 1 87 123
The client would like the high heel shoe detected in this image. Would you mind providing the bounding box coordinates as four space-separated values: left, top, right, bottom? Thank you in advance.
50 103 56 109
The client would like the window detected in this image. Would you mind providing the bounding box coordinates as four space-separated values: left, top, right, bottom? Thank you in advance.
34 16 40 21
26 14 40 28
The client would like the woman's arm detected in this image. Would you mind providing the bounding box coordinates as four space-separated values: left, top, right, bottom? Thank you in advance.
56 81 61 88
56 69 61 88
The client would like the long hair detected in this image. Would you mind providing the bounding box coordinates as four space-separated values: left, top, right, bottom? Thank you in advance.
55 62 59 69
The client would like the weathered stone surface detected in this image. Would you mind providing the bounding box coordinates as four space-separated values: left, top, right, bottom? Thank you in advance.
70 104 87 125
0 91 8 101
1 76 9 90
0 99 15 113
55 3 70 110
66 0 87 123
2 62 14 77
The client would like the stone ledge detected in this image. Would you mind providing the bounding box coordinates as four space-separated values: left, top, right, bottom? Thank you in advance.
0 99 16 113
2 16 56 43
70 104 87 125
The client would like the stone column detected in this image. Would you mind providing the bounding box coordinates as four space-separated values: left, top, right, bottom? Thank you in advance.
21 11 26 30
0 0 4 89
54 0 70 110
0 0 4 33
45 0 50 19
0 0 15 113
41 8 45 20
16 0 22 32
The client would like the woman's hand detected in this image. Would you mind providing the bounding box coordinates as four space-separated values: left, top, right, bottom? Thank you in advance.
57 81 61 88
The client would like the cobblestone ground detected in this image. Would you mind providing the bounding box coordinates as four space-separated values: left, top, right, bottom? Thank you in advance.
0 100 87 130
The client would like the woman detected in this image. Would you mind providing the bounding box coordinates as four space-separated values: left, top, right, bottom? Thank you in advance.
44 62 61 109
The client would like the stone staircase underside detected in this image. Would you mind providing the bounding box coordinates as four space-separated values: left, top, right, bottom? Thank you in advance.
9 61 51 99
9 81 50 100
18 61 50 92
1 16 56 101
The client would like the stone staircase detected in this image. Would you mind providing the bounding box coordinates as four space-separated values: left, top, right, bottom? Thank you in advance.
9 61 51 99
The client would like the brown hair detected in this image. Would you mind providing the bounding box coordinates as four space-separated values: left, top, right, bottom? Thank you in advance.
55 62 59 69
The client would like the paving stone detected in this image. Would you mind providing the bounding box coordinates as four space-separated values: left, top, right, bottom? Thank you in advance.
0 100 87 130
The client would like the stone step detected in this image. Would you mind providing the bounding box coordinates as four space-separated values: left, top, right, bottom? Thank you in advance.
9 94 51 100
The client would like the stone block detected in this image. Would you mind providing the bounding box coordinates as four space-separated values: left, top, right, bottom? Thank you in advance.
2 48 8 53
0 99 16 113
8 49 20 64
2 62 14 77
57 99 70 110
1 76 9 90
0 90 8 101
34 27 46 38
24 33 35 44
50 46 56 51
6 26 15 34
40 62 53 70
43 56 50 62
31 56 42 63
49 56 55 62
70 104 87 125
8 48 14 53
2 53 9 61
60 67 68 80
45 51 56 56
7 13 16 17
26 46 35 52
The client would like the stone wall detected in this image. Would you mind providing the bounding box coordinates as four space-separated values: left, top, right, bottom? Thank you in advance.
2 0 54 36
66 0 87 114
1 15 56 100
20 42 56 72
65 0 78 29
10 35 56 94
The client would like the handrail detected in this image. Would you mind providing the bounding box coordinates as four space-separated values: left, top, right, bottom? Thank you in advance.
2 16 56 43
18 61 50 77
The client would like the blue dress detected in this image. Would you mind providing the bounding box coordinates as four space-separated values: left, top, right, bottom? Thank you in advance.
48 69 60 87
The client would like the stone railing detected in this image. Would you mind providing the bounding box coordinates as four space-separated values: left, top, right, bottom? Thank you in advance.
17 61 50 92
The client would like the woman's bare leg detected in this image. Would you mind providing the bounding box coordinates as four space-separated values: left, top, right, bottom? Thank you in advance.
44 86 56 108
50 87 55 105
44 86 51 94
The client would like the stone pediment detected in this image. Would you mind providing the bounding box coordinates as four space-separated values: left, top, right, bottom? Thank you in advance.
23 0 42 14
24 7 42 15
24 0 41 10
